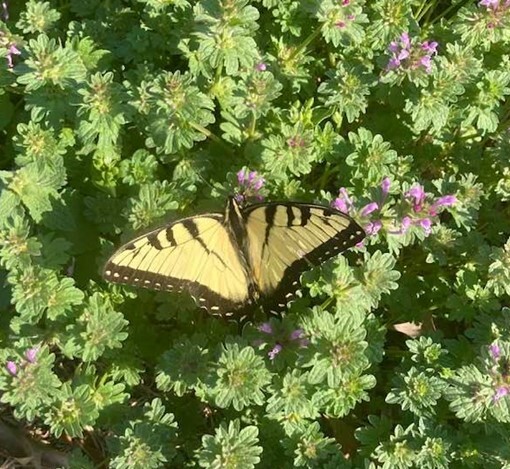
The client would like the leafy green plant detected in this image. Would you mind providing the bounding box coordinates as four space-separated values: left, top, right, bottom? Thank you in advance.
1 0 510 467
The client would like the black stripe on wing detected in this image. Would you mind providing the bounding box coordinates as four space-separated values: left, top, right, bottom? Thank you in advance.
103 263 253 314
270 220 364 311
243 202 365 312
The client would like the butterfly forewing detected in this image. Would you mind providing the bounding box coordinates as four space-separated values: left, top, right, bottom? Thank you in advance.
103 214 253 312
242 203 365 308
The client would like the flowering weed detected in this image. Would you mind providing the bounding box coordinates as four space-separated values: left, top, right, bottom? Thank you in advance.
1 0 510 467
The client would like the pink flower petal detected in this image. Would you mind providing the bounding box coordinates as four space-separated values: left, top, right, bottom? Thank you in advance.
420 218 432 235
360 202 379 217
25 347 38 364
258 322 273 334
237 169 246 185
366 220 382 235
489 343 501 360
381 177 391 196
268 344 283 360
6 361 17 376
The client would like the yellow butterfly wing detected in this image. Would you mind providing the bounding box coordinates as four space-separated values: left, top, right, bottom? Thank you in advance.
243 203 365 308
103 214 255 312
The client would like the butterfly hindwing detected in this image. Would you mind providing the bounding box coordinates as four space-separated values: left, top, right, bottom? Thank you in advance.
103 214 253 312
242 202 365 309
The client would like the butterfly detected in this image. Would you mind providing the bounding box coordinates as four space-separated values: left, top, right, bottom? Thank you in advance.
103 196 365 313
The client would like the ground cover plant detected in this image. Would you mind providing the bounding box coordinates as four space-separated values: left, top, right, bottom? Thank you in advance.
1 0 510 467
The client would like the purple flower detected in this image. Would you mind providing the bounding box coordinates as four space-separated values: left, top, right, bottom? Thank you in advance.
360 202 379 217
420 218 432 235
406 185 426 212
6 43 20 68
417 41 438 73
421 41 438 54
298 338 310 347
366 220 383 236
400 216 412 234
341 0 350 5
335 20 346 28
388 41 401 53
400 32 411 49
428 195 457 216
387 33 438 74
479 0 499 8
287 136 306 148
289 329 310 347
381 177 391 197
258 322 273 334
253 179 264 191
387 57 401 70
493 385 509 402
289 329 304 341
237 169 246 185
6 361 17 376
236 168 265 202
255 62 267 72
490 343 501 360
332 198 348 213
419 55 433 73
268 343 283 360
387 39 411 69
332 188 352 214
25 347 38 364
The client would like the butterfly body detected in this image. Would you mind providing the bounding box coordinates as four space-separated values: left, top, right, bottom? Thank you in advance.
103 197 365 314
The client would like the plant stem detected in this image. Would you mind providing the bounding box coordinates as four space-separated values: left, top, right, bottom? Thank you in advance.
189 122 234 156
288 27 323 63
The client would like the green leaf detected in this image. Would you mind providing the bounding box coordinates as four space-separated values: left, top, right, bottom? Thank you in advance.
284 421 345 467
45 383 99 438
0 212 41 270
16 0 61 34
266 369 318 433
9 266 83 323
135 71 215 155
318 63 375 124
359 250 401 308
213 343 272 411
125 181 179 230
190 0 260 76
109 398 178 469
487 237 510 297
16 34 87 91
156 334 212 396
0 189 21 227
77 293 129 362
313 372 376 418
317 1 368 47
1 346 61 421
300 309 369 387
5 162 66 222
197 419 262 469
345 128 399 186
386 367 445 418
444 365 493 422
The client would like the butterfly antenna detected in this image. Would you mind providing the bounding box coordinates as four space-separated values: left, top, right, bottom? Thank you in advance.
196 173 214 190
197 173 230 197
